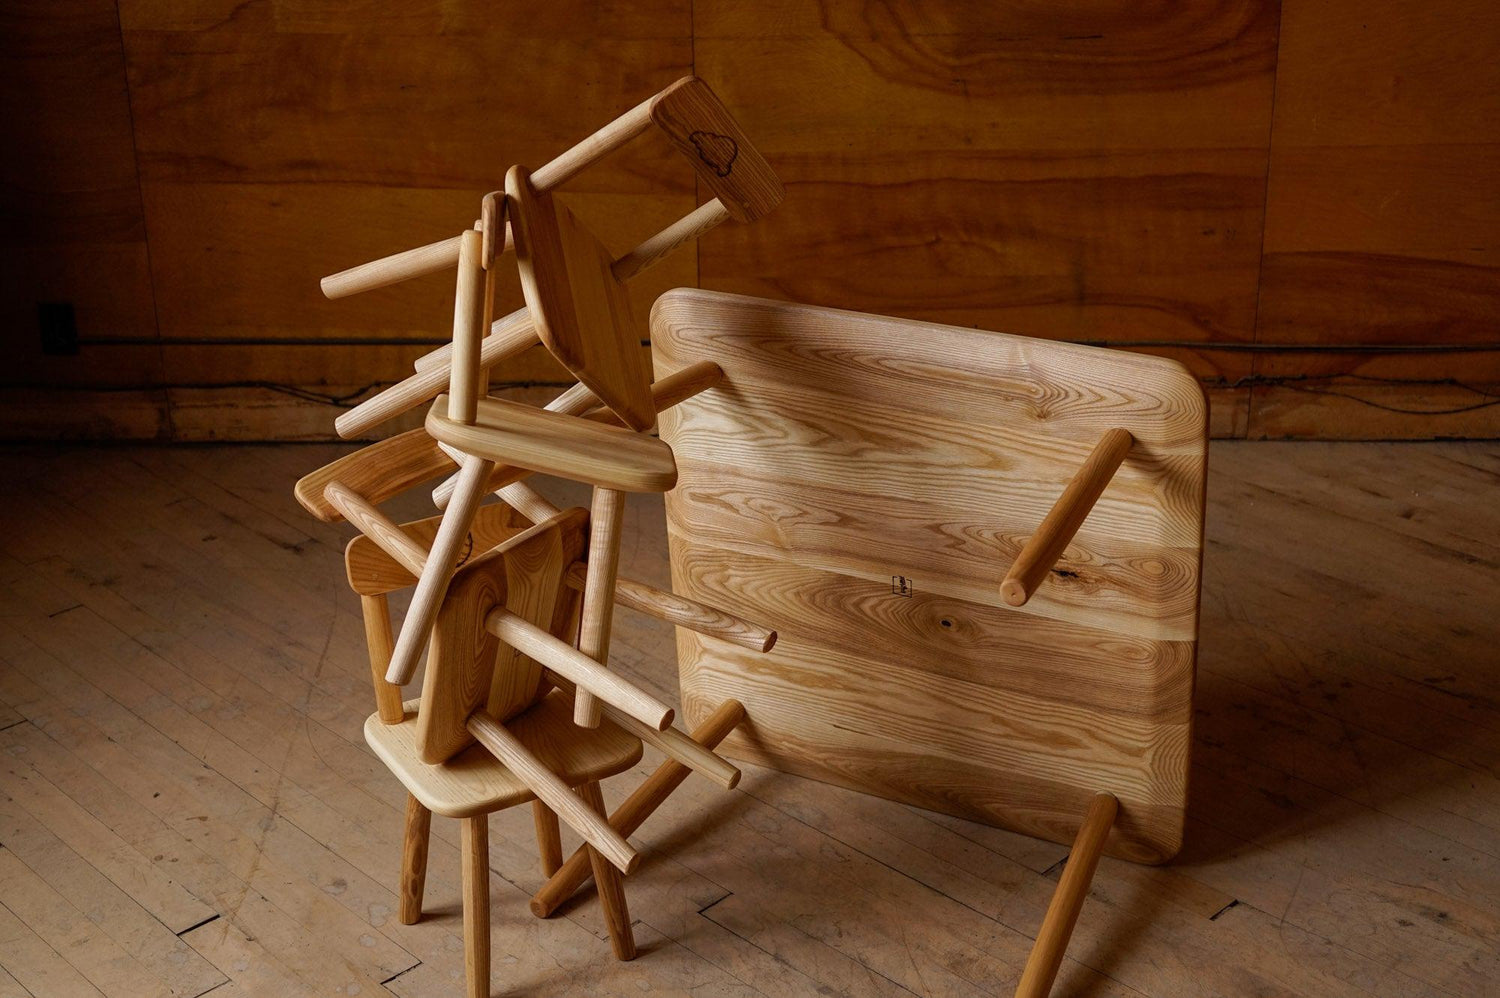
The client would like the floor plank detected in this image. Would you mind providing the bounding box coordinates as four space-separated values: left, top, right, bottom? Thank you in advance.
0 440 1494 996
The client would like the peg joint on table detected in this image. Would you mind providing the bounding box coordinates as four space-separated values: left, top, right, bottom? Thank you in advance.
1000 427 1134 608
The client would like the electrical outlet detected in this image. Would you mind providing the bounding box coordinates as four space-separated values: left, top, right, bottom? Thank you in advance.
38 302 79 356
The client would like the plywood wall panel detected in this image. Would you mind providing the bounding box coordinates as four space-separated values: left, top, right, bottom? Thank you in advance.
692 0 1278 417
0 0 162 413
7 0 1496 440
1252 0 1500 437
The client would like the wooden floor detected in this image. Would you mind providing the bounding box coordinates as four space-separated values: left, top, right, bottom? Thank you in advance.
0 440 1495 997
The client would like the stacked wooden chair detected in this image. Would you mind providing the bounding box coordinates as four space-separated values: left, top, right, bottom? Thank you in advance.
293 78 781 997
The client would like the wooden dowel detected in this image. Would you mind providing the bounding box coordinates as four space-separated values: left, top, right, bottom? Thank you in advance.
485 607 673 732
321 232 464 301
575 488 625 727
321 221 516 300
545 671 740 789
532 801 563 877
460 814 489 998
325 482 428 577
564 563 776 653
465 711 639 874
448 230 486 424
498 481 561 524
530 699 745 918
431 362 722 509
611 199 730 282
385 456 495 684
334 306 538 439
576 781 636 961
530 95 654 193
412 303 534 373
1001 428 1133 607
399 793 431 924
1014 792 1119 998
359 593 406 724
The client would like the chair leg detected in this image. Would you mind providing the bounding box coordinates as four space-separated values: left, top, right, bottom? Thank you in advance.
1015 792 1118 998
577 781 635 961
532 800 564 877
461 815 491 998
399 794 431 925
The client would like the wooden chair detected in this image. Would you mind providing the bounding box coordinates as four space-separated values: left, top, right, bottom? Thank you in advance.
293 433 774 995
314 77 784 692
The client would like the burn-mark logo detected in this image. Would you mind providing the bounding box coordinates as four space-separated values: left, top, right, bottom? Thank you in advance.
454 532 476 568
688 130 738 177
892 575 913 598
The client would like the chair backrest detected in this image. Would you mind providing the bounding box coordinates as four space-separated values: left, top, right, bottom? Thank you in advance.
414 506 589 765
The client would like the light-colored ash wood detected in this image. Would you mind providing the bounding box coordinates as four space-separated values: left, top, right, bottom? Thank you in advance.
426 394 677 494
1015 792 1119 998
654 288 1208 864
362 692 642 821
574 487 625 727
576 780 637 961
611 198 730 282
529 92 654 193
333 305 539 439
1002 428 1135 607
431 361 721 508
414 507 587 764
326 482 428 578
545 672 740 790
465 709 639 874
344 501 524 597
320 231 464 301
531 697 746 919
531 801 563 877
484 508 587 724
486 608 673 733
459 813 488 998
384 455 495 685
5 442 1496 996
319 213 516 300
480 191 503 270
565 561 777 652
294 428 453 523
359 593 405 725
507 165 655 431
446 229 486 425
398 793 431 925
8 442 1500 996
497 480 562 523
648 76 784 223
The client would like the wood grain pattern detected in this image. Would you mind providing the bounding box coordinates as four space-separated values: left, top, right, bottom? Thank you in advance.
362 693 642 820
459 813 488 998
576 780 637 961
655 289 1207 863
344 501 525 598
397 793 431 925
507 165 656 431
6 442 1500 995
426 394 678 493
415 508 587 764
648 76 784 222
12 1 1497 441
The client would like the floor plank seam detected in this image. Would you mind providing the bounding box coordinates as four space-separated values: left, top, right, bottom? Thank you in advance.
1208 898 1241 921
696 901 925 998
696 890 732 915
45 604 81 619
176 912 221 936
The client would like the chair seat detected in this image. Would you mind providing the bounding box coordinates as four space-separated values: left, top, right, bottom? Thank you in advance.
365 689 643 818
426 394 678 493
